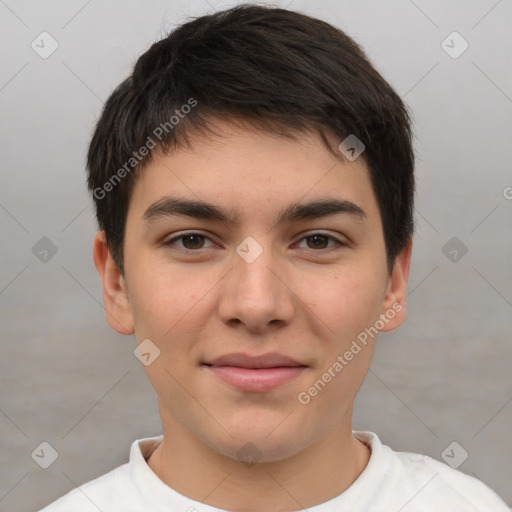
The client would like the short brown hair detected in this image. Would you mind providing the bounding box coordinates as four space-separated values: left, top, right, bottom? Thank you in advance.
87 4 415 275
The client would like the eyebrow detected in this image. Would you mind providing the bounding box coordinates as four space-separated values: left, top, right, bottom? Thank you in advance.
143 195 367 227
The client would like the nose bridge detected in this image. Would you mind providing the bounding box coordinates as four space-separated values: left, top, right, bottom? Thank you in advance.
218 234 294 329
233 234 280 298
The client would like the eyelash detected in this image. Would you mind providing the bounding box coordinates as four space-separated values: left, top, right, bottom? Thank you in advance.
162 231 347 253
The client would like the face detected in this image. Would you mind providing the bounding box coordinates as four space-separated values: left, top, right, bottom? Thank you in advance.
94 118 411 463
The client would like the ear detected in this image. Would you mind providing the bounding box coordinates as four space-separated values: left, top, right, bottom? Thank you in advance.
92 230 135 335
378 238 413 332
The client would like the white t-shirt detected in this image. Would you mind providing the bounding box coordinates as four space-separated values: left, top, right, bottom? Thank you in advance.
39 431 509 511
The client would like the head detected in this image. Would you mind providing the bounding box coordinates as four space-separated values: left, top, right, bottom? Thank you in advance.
91 4 414 462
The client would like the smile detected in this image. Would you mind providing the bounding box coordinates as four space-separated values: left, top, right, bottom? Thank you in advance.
203 365 307 392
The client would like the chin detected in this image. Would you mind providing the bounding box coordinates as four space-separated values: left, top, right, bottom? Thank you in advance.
203 416 310 464
215 435 303 465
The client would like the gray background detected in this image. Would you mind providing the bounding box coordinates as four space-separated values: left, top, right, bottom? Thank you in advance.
1 0 511 510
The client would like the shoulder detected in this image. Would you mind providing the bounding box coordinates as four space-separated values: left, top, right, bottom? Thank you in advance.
355 431 509 511
37 435 164 512
399 451 508 509
38 462 135 511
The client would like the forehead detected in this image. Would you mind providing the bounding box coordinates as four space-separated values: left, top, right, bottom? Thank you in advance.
127 119 381 230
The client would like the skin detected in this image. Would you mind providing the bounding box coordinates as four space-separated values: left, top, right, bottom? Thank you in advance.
93 118 412 511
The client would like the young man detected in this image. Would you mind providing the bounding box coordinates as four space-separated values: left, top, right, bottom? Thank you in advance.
40 4 509 511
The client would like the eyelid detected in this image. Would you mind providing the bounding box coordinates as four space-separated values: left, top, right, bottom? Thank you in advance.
162 230 348 252
294 230 348 249
162 230 217 250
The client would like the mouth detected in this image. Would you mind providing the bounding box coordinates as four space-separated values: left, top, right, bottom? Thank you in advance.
202 353 308 393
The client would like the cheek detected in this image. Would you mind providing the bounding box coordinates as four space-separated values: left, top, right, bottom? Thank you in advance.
303 267 383 342
128 261 212 339
301 268 384 408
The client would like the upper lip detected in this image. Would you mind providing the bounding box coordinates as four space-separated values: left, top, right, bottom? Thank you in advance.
203 353 306 369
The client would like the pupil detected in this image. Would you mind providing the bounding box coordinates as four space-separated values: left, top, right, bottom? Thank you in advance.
182 235 329 250
184 235 203 249
309 235 327 249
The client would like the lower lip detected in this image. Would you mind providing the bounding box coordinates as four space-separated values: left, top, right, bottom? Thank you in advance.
204 365 306 392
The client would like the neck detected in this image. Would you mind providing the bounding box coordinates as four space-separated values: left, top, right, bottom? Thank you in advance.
147 414 370 511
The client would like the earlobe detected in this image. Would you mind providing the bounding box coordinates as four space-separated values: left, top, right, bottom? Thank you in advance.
92 230 135 335
378 238 413 333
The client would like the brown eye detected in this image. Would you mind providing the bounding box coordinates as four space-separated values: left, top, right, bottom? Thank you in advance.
163 232 215 251
306 234 330 249
297 233 345 250
181 234 206 249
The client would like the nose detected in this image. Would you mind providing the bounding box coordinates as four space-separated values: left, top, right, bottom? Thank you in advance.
217 238 295 333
